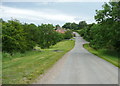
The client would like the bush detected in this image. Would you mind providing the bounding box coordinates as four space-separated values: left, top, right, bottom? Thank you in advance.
3 52 12 59
64 30 73 39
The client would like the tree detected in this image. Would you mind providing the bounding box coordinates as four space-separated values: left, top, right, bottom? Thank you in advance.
92 1 120 50
62 22 79 30
62 22 71 29
64 30 73 39
0 19 2 51
70 22 78 30
78 2 120 51
2 18 73 54
2 19 27 53
55 24 61 30
23 23 39 50
78 21 87 29
38 24 59 48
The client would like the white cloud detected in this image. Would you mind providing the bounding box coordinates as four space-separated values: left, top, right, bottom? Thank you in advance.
2 0 109 2
1 6 95 25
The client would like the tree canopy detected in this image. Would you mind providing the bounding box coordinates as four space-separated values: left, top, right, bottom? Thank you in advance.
62 21 87 30
78 1 120 51
2 19 73 53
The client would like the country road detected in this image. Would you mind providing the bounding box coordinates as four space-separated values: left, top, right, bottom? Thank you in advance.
34 33 118 84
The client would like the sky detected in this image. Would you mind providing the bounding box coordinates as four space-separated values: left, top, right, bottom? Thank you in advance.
0 1 109 26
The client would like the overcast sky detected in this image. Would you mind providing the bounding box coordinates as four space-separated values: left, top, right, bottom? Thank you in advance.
0 1 108 26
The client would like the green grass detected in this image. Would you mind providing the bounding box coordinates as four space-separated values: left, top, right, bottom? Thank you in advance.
2 40 75 84
83 43 119 68
0 52 2 85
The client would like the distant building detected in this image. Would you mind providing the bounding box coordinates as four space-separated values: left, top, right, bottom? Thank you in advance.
55 25 66 33
56 28 66 33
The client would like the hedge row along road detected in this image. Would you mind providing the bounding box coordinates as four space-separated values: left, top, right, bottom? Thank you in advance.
34 33 118 84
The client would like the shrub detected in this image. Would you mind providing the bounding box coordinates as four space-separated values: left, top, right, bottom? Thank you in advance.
64 30 73 39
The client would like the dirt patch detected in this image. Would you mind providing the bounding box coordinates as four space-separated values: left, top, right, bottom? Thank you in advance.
53 50 63 52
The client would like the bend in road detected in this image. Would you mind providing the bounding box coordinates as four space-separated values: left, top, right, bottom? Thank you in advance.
34 33 118 84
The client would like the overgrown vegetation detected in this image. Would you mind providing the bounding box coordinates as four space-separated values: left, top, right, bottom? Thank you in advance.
78 2 120 52
2 40 75 84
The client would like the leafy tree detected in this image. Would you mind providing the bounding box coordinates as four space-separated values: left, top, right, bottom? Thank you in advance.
2 19 27 53
64 30 73 39
62 22 71 29
70 22 78 30
94 2 120 50
78 21 87 29
79 2 120 51
2 18 73 54
55 24 61 30
78 1 120 51
38 24 59 48
23 23 39 50
0 19 2 51
62 21 87 30
62 22 78 30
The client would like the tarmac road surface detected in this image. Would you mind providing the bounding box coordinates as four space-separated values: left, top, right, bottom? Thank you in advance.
34 33 118 84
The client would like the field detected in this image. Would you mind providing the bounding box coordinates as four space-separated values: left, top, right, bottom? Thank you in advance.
2 40 75 84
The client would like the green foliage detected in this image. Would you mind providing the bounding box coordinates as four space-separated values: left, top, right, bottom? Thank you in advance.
70 22 78 30
62 21 87 30
79 2 120 51
62 22 71 29
78 21 87 29
94 2 120 51
2 19 27 53
0 19 2 51
64 30 73 39
55 24 60 30
2 19 72 54
78 23 94 41
38 24 64 48
23 23 39 50
3 52 12 59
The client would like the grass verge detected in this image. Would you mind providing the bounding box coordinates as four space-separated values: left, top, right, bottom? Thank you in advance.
83 43 119 68
3 40 75 84
0 52 2 85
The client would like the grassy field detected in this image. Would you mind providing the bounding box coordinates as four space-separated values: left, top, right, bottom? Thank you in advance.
2 40 75 84
83 43 119 68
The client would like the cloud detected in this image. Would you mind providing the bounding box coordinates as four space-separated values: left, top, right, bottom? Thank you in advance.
2 0 109 2
1 5 95 25
1 6 75 22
